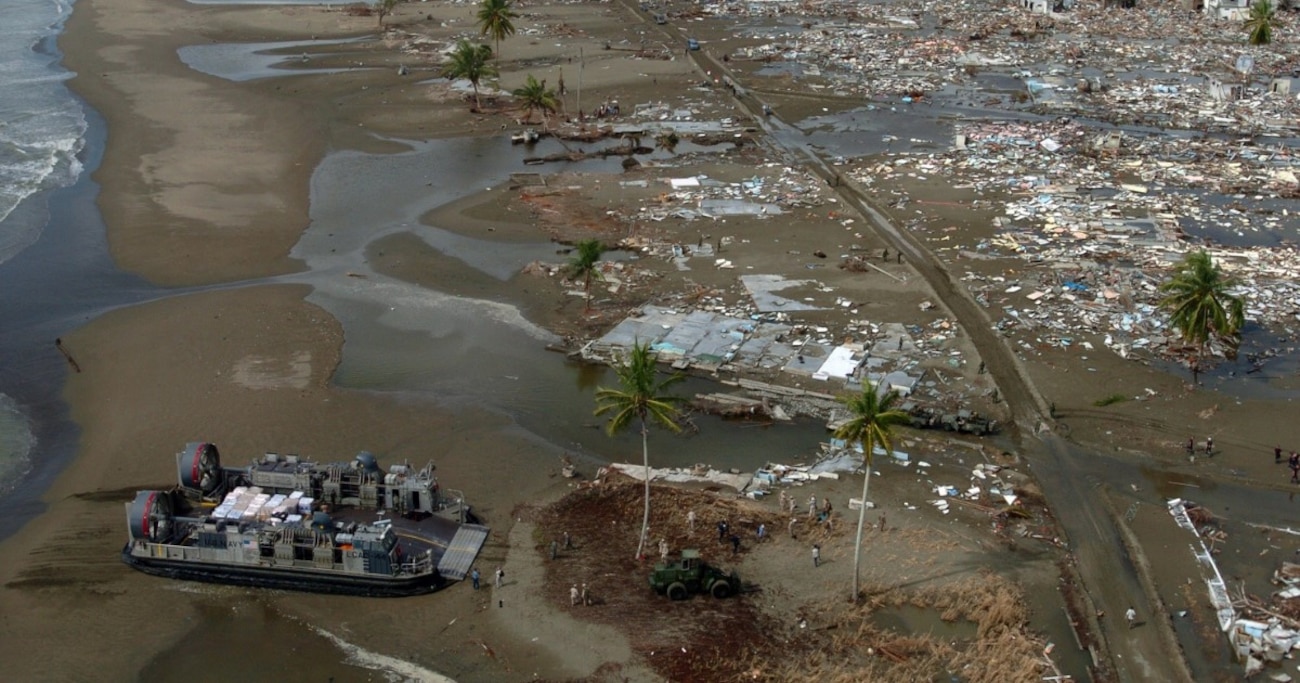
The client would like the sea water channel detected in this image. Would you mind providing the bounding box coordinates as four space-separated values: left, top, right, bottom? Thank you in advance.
4 12 1300 681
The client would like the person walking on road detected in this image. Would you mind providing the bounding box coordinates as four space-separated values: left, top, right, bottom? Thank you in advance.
1290 452 1299 484
1186 437 1195 457
812 544 821 568
494 566 504 589
1205 437 1214 456
1125 607 1137 628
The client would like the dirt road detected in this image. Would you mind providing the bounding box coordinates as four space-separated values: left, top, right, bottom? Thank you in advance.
677 39 1194 683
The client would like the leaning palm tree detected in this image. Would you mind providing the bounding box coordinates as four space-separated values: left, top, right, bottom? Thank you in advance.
476 0 518 60
565 239 605 313
594 342 685 560
1245 0 1279 46
833 381 909 601
512 74 560 126
1159 250 1246 359
442 41 497 111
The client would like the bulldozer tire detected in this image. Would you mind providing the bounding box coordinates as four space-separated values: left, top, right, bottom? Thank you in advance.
667 582 688 601
710 580 732 599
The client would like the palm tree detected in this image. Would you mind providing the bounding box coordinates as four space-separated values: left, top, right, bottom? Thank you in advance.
565 239 605 313
1159 250 1246 358
443 41 497 111
833 381 909 600
594 342 685 560
512 74 560 125
477 0 518 60
377 0 401 27
1245 0 1279 46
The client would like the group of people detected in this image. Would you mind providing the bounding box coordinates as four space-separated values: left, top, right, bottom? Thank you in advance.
469 566 505 591
1277 445 1300 484
569 582 592 606
1185 437 1214 457
1185 439 1300 482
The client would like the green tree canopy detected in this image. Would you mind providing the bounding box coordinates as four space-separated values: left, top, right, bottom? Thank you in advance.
833 382 910 600
565 239 605 313
442 40 497 111
477 0 518 59
594 342 684 559
1245 0 1279 45
1158 250 1246 355
511 74 560 125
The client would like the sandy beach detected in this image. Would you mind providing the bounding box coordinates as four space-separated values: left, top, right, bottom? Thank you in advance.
2 0 1298 680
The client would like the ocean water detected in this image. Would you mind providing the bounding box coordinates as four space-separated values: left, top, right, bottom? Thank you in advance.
0 0 85 260
0 0 85 490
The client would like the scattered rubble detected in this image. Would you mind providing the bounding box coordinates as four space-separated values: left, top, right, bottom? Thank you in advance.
859 117 1300 366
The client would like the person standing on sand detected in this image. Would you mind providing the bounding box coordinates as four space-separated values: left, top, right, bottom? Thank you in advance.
757 523 766 542
729 534 741 555
686 509 696 531
717 520 728 541
812 544 821 568
788 517 798 539
1277 445 1284 464
659 538 669 561
495 566 504 589
581 583 590 606
570 584 580 606
471 567 480 590
1290 452 1299 484
1206 437 1214 456
1186 437 1195 456
1125 606 1137 628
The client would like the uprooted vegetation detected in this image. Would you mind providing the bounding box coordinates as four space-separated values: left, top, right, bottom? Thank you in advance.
527 477 1056 682
744 574 1055 683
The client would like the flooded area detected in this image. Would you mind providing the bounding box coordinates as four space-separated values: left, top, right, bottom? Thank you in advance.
873 604 980 641
4 0 1300 680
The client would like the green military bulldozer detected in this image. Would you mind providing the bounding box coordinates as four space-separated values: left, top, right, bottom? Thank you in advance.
649 549 740 600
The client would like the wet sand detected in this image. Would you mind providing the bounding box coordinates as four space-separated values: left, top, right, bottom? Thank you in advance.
2 0 1297 680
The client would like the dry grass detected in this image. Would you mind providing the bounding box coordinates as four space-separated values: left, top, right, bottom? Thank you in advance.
745 573 1050 683
530 477 1052 682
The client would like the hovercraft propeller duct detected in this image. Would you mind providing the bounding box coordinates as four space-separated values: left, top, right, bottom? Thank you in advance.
127 491 174 542
177 442 224 496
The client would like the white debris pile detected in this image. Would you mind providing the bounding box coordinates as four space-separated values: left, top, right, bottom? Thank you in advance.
849 118 1300 363
628 165 829 232
712 1 1300 133
605 462 753 492
928 463 1021 515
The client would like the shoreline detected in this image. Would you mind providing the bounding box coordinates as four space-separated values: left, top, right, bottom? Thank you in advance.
1 0 1296 680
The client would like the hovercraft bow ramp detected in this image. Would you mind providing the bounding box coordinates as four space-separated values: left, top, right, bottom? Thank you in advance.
436 524 490 580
